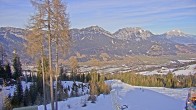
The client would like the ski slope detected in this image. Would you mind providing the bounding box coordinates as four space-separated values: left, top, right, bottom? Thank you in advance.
107 80 186 110
38 80 187 110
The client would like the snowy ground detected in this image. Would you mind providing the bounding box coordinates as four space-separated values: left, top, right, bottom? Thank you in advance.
107 80 187 110
139 64 196 75
38 80 188 110
1 81 32 97
173 64 196 75
178 60 196 63
141 86 188 101
0 81 32 109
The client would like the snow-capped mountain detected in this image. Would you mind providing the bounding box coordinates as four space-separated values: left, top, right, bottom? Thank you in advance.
113 27 153 40
0 26 196 63
162 30 196 44
165 29 186 37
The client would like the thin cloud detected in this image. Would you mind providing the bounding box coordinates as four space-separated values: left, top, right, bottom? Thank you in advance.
0 0 195 34
68 0 196 34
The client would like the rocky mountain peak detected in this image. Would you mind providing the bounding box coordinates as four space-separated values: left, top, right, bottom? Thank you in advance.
77 25 112 37
113 27 153 40
81 25 106 32
85 25 103 30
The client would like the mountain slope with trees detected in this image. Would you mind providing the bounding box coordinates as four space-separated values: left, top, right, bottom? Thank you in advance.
1 26 196 63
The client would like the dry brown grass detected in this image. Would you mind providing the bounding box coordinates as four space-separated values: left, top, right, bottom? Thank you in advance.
78 53 196 67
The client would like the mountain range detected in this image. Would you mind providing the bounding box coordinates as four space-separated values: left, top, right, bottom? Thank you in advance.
0 26 196 64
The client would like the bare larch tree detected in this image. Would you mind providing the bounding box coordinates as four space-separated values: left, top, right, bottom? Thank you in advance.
26 0 70 110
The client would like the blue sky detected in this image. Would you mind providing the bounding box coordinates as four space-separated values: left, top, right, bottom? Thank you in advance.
0 0 196 35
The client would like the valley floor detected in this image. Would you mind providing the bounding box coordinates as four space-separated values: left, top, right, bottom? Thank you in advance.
39 80 187 110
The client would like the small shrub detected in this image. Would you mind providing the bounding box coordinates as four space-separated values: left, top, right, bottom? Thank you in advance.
88 95 96 103
67 104 71 109
82 103 87 107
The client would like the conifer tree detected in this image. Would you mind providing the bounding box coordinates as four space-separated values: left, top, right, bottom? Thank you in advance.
16 80 23 105
71 82 79 97
11 90 19 107
23 87 30 106
58 84 68 101
5 64 12 79
12 51 22 80
35 93 42 105
186 76 192 87
11 80 23 107
0 65 5 79
165 71 173 88
29 82 37 105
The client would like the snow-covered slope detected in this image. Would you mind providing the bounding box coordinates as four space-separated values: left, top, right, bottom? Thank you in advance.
38 80 187 110
107 80 186 110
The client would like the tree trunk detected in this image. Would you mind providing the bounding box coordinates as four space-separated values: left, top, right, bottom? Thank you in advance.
55 35 59 110
41 41 47 110
55 75 58 110
47 0 54 109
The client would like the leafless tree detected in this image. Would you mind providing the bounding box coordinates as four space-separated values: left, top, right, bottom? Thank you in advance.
26 0 70 110
26 0 47 110
52 0 70 109
69 56 78 81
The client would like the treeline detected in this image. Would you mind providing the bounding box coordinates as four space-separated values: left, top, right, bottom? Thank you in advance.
105 71 196 88
1 53 43 109
0 64 12 80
